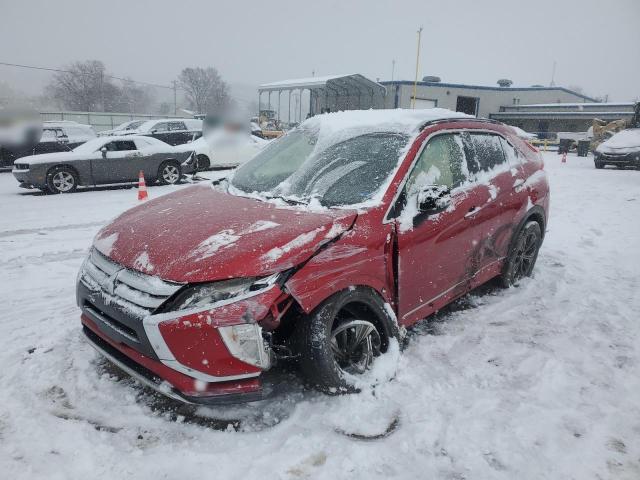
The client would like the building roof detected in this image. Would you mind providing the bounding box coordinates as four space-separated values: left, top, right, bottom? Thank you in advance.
381 80 597 102
258 74 385 94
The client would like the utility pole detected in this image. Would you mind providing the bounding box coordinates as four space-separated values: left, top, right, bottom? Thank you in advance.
99 71 105 112
172 80 177 115
411 27 423 109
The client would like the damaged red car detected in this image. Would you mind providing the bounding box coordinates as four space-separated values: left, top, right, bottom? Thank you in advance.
77 109 549 404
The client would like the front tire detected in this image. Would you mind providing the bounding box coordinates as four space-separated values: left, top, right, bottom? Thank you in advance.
594 161 604 169
293 288 397 394
46 166 78 194
157 161 181 185
500 221 542 287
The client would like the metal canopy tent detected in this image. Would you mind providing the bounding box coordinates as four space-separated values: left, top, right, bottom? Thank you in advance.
258 74 386 124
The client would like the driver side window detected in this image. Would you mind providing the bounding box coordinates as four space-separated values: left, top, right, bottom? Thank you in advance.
404 133 466 196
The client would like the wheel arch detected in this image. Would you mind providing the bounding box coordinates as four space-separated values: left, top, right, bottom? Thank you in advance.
46 163 83 185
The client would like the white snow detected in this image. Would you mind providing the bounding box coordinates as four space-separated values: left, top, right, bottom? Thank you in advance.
262 226 325 262
132 250 154 273
1 153 640 479
93 232 118 256
596 128 640 154
191 221 280 261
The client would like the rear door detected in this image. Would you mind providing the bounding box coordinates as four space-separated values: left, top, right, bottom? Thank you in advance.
463 132 525 271
394 131 491 325
166 121 189 145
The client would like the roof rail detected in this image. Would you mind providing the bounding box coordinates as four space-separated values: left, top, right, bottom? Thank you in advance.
420 117 503 129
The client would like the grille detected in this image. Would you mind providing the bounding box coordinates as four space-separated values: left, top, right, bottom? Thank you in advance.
79 248 183 317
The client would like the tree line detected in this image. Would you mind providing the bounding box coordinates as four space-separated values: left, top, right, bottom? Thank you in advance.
45 60 230 115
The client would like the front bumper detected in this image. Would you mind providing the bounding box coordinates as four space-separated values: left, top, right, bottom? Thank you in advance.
82 318 264 404
77 249 280 405
595 151 640 167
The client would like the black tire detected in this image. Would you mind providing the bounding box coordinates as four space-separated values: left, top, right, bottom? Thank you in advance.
594 161 604 169
46 165 78 194
500 221 542 287
157 161 181 185
293 287 398 394
196 154 210 171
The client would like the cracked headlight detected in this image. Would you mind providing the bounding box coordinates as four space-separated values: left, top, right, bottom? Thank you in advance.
218 323 270 369
165 275 278 312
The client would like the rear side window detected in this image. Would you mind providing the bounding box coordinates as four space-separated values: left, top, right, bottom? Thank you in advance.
404 133 467 194
464 133 506 174
499 137 523 167
168 122 186 131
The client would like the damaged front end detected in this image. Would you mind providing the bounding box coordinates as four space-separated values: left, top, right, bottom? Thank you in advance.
78 249 296 405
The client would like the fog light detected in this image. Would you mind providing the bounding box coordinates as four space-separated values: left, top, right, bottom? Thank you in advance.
218 323 270 369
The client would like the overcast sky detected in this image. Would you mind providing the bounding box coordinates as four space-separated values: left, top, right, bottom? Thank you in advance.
1 0 639 102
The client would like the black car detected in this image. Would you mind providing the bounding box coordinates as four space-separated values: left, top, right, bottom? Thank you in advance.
130 119 202 146
1 122 96 168
594 128 640 169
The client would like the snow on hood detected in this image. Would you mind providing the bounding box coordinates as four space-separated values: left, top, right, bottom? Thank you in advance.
93 184 356 283
597 128 640 153
18 151 84 165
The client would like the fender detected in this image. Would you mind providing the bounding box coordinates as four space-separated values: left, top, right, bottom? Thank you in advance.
284 224 395 314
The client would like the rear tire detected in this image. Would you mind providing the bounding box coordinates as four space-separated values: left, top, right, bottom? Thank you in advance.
293 288 397 394
157 161 181 185
500 221 542 287
46 166 78 194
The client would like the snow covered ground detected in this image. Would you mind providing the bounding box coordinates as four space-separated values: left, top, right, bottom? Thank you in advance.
1 154 639 479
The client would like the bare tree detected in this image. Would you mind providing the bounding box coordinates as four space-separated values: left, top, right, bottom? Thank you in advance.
114 78 155 113
46 60 119 112
178 67 230 114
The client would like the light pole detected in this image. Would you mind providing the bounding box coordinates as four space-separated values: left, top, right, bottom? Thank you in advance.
411 26 423 109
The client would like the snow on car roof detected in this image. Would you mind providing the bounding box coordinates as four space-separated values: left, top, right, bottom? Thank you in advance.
598 128 640 149
302 108 472 140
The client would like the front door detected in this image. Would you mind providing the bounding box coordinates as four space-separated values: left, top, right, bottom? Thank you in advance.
91 140 140 184
395 132 490 326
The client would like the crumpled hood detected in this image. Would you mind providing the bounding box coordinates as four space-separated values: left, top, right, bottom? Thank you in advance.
93 184 357 283
20 151 82 165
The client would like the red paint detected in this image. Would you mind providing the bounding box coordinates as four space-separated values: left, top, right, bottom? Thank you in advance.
86 118 550 402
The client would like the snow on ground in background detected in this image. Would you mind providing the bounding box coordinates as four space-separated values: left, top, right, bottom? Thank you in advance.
1 155 640 479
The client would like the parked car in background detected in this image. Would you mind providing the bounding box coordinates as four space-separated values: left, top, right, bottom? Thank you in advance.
130 119 203 146
98 120 148 137
78 109 549 405
594 128 640 169
1 121 96 168
12 135 195 193
173 129 268 170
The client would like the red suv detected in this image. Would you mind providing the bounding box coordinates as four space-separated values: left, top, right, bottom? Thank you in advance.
77 109 549 404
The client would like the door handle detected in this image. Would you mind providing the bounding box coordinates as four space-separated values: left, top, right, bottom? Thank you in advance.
465 206 480 218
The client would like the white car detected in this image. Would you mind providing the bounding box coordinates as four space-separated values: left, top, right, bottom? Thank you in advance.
174 129 268 169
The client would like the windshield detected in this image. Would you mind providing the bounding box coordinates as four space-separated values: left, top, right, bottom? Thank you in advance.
72 138 106 153
231 128 409 208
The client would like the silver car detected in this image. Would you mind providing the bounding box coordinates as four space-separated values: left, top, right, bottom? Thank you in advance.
12 136 195 193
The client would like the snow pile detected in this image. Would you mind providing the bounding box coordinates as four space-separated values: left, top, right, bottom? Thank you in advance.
191 220 279 260
1 157 640 478
262 226 325 262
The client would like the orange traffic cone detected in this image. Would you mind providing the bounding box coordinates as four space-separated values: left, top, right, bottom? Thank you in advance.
561 152 567 163
138 170 148 201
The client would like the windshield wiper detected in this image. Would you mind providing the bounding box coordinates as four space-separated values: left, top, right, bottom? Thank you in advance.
264 194 308 205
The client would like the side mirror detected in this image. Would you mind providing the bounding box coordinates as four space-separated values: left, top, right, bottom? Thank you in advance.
150 129 158 134
417 185 451 212
100 146 107 158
